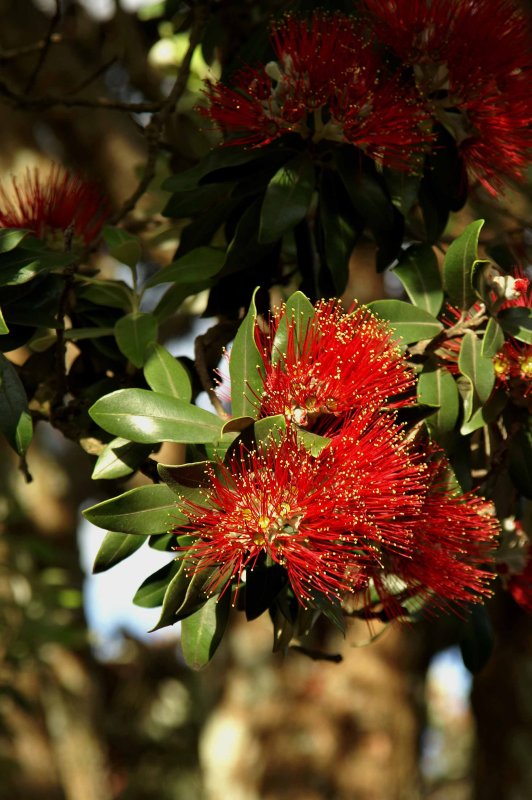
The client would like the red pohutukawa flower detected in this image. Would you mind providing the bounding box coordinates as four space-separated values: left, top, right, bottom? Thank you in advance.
254 300 415 430
201 12 431 170
0 164 109 247
175 426 375 605
370 455 498 615
363 0 532 192
497 518 532 614
176 413 497 613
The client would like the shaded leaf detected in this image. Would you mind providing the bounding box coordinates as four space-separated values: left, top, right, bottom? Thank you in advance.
0 228 30 253
417 360 459 442
133 560 182 608
0 353 33 455
508 428 532 499
272 290 315 365
180 591 231 669
443 219 484 309
258 152 315 244
499 307 532 344
145 246 225 288
460 605 494 674
481 317 505 358
91 437 153 480
103 227 141 269
93 531 145 573
458 331 495 406
393 244 443 317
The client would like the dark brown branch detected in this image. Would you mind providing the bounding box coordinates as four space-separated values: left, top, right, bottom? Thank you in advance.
24 0 62 93
0 78 163 112
0 33 62 64
108 2 211 226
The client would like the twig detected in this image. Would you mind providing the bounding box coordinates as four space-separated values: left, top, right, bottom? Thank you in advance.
108 2 210 226
24 0 62 94
0 34 62 64
65 56 118 96
0 79 163 112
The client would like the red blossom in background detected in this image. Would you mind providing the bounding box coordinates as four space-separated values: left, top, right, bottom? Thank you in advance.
497 518 532 614
255 300 415 430
0 164 109 246
201 12 431 170
363 0 532 192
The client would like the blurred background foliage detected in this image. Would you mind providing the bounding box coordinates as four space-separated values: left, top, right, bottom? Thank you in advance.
0 1 531 799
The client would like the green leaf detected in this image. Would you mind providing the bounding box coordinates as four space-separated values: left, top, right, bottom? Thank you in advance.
229 288 264 419
64 327 115 340
162 148 269 193
443 219 484 309
272 290 315 365
0 228 30 253
417 361 459 441
258 152 315 244
91 437 153 480
78 278 134 311
0 353 33 455
157 463 212 494
152 558 221 630
89 388 222 444
296 429 331 456
180 591 231 669
0 308 8 335
318 170 360 295
92 531 145 573
499 307 532 344
144 246 225 288
114 312 158 368
133 560 182 608
481 317 505 358
392 244 443 317
83 483 186 534
458 331 495 407
153 279 213 323
103 227 141 269
367 300 443 344
460 389 507 435
143 343 192 401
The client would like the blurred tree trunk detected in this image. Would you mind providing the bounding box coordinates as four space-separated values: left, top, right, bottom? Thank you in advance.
472 594 532 800
199 616 428 800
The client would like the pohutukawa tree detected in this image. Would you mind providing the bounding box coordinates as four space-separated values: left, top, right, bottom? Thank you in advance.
0 0 531 679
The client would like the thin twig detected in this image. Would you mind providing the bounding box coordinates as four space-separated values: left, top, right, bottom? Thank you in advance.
0 78 163 112
24 0 62 93
0 34 62 64
108 3 210 226
65 56 119 96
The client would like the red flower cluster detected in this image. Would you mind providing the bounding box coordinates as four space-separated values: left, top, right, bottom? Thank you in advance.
0 164 108 248
363 0 532 193
177 299 498 617
497 518 532 614
202 12 430 170
255 300 415 429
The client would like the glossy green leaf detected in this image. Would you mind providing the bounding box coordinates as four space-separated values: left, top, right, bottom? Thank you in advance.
296 429 331 456
89 388 222 444
499 307 532 344
83 483 186 534
162 147 269 193
114 312 158 368
229 288 264 419
92 531 145 573
145 246 225 288
458 331 495 406
392 244 443 317
153 279 213 323
133 560 182 608
103 227 141 269
0 308 8 335
0 353 33 455
367 300 443 344
64 327 114 340
0 228 30 253
91 437 153 480
272 290 315 365
254 414 286 446
417 361 459 440
0 247 72 287
180 591 231 669
152 558 220 630
157 462 212 494
148 532 176 552
143 343 192 401
460 389 507 435
443 219 484 309
481 317 505 358
258 152 315 244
